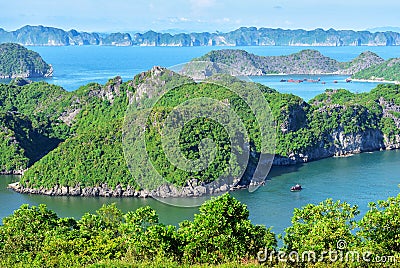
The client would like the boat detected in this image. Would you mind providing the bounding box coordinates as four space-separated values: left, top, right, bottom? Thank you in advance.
290 184 302 192
280 79 287 82
346 78 352 83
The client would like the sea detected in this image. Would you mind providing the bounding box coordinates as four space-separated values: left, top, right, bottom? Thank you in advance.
1 45 400 237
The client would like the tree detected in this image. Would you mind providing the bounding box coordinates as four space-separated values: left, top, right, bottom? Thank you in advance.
358 193 400 255
0 204 60 265
284 199 360 257
178 193 277 264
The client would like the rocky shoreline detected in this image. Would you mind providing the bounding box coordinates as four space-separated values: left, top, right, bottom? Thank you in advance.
7 178 248 198
7 145 400 198
5 97 400 198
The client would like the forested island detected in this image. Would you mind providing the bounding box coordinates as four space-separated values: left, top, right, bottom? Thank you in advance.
2 65 400 197
0 43 53 78
1 25 400 46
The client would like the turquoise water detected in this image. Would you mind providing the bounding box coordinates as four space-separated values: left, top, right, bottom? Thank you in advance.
18 46 400 101
2 150 399 236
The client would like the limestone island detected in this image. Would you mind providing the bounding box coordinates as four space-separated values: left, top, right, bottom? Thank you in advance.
0 43 53 79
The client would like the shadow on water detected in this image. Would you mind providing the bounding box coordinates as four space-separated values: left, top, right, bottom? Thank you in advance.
267 162 304 179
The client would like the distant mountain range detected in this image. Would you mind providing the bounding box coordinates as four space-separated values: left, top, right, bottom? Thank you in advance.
1 25 400 46
367 26 400 33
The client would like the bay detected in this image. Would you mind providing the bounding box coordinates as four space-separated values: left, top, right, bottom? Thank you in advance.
1 45 400 236
20 45 400 101
2 149 399 236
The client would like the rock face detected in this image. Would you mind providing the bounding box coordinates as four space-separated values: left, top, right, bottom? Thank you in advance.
273 128 387 165
0 43 53 78
1 25 400 47
272 93 400 166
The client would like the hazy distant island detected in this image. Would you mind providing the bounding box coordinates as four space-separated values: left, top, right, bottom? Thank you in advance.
0 43 53 78
1 25 400 46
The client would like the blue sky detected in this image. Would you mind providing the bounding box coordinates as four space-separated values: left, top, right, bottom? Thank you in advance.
1 0 399 33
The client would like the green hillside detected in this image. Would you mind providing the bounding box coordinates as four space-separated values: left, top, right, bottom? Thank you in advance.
353 58 400 82
0 67 399 193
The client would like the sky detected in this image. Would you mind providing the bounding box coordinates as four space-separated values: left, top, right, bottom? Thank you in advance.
1 0 399 33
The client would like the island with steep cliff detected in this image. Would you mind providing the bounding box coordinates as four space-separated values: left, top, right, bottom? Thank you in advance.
0 43 53 79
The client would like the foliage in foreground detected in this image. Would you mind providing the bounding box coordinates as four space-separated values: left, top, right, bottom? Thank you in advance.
0 193 275 267
1 193 400 267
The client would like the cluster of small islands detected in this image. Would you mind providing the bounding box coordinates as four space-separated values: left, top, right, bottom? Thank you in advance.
1 25 400 46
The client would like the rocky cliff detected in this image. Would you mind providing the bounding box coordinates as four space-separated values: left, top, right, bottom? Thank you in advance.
273 86 400 165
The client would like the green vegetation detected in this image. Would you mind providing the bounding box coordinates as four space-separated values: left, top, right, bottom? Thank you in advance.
1 193 399 267
136 82 267 186
0 43 52 78
0 82 71 173
353 58 400 82
18 71 272 189
0 194 276 267
195 49 384 76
